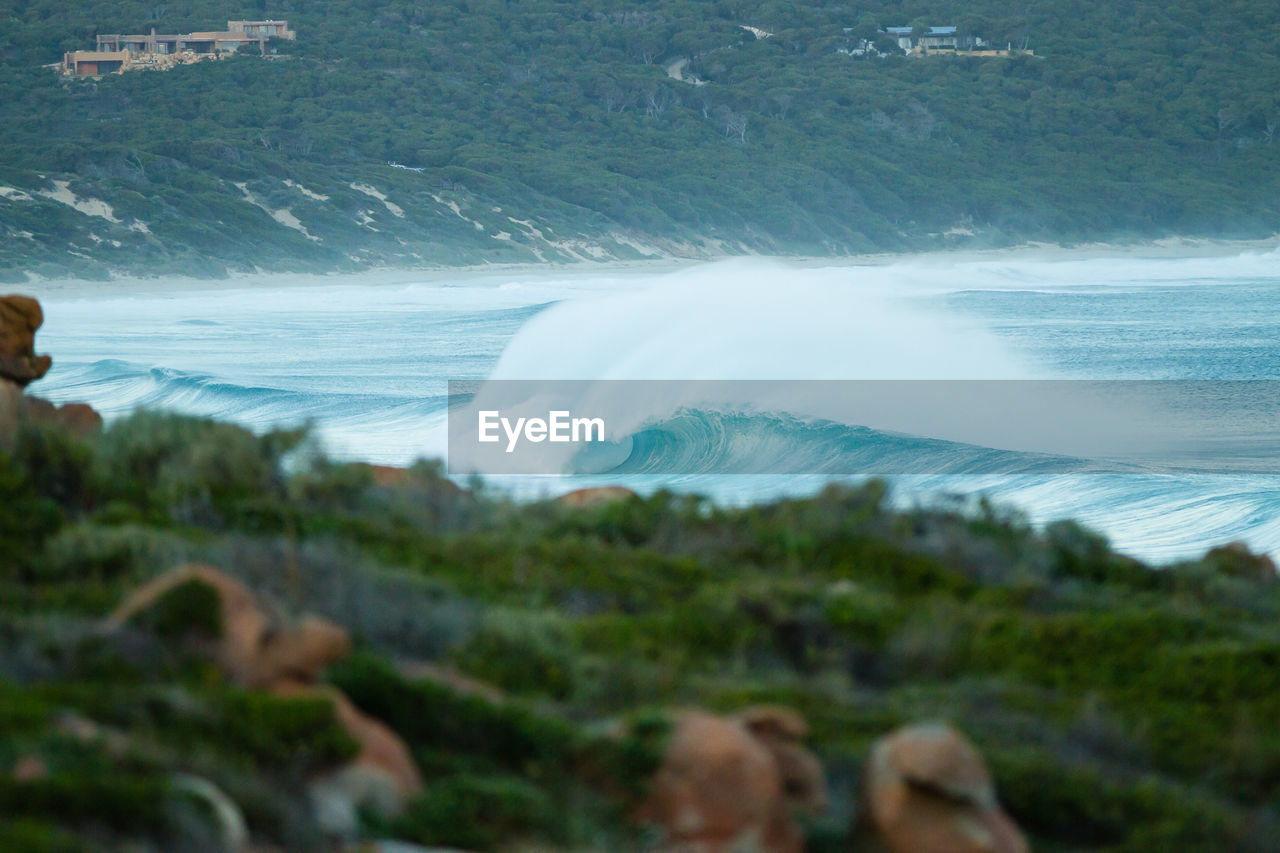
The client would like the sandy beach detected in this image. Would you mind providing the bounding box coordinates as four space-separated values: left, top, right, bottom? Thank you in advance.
15 234 1279 300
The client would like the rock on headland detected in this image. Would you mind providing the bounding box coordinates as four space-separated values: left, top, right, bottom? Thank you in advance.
861 722 1028 853
0 293 101 435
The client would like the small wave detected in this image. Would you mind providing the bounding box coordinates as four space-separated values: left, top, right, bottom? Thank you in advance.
38 359 450 429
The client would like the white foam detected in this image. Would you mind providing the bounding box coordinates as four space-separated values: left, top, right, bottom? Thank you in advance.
489 258 1033 381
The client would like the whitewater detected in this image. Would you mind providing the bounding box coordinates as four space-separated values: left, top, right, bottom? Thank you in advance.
27 247 1280 563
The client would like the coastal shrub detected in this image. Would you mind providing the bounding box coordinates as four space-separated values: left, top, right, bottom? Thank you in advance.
566 653 666 711
38 522 181 583
0 679 54 733
0 772 171 833
822 580 901 645
208 691 359 771
881 601 970 682
1135 642 1280 793
393 774 564 850
327 652 580 777
286 458 373 511
0 452 61 574
95 411 293 524
967 610 1221 691
126 577 223 642
0 421 92 574
582 709 672 801
0 820 88 853
992 748 1245 850
9 421 94 512
551 489 684 547
67 683 359 775
1200 544 1278 584
572 593 765 673
1045 519 1160 589
452 612 579 700
820 534 973 596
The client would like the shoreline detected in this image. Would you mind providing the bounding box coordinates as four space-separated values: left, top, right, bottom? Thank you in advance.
14 233 1279 300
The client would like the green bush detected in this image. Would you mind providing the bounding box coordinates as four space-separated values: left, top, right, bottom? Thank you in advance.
96 411 295 525
452 612 580 700
0 444 68 575
0 819 90 853
39 523 180 583
394 774 563 850
0 772 171 832
209 690 360 771
328 653 579 777
993 748 1244 850
127 577 223 642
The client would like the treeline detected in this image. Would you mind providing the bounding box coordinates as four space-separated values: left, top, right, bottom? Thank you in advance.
0 0 1277 273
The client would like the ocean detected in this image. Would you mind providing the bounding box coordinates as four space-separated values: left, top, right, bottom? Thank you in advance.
29 248 1280 563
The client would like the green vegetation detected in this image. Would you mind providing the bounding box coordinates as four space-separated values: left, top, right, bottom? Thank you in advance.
2 410 1280 849
0 1 1277 278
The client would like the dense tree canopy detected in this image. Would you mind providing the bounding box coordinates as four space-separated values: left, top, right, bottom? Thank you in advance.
0 0 1277 276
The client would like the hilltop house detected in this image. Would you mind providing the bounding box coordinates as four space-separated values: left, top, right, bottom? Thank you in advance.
63 20 294 76
882 25 992 54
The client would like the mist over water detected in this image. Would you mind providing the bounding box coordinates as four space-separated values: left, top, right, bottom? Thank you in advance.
30 247 1280 562
490 258 1035 380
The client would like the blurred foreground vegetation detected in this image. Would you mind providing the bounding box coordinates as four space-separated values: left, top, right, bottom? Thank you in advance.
3 410 1280 850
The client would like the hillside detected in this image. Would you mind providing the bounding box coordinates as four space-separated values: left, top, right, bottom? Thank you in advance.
0 0 1278 279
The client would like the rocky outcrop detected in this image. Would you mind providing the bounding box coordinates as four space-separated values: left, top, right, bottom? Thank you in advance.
0 294 51 387
0 387 103 438
737 706 829 817
107 565 423 832
172 773 251 853
21 396 103 434
0 294 101 437
861 723 1028 853
107 563 352 688
0 378 20 437
276 681 424 839
555 486 637 509
636 706 827 853
1203 541 1277 583
11 754 47 781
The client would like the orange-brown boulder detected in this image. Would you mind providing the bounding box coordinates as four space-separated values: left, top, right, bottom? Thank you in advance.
737 706 829 816
1204 541 1277 584
862 723 1027 853
107 565 424 835
368 464 409 488
555 486 637 509
0 379 19 437
106 564 350 688
259 614 353 685
0 294 101 440
636 709 819 853
12 755 48 782
18 395 103 435
277 680 423 834
0 294 52 387
276 681 423 799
